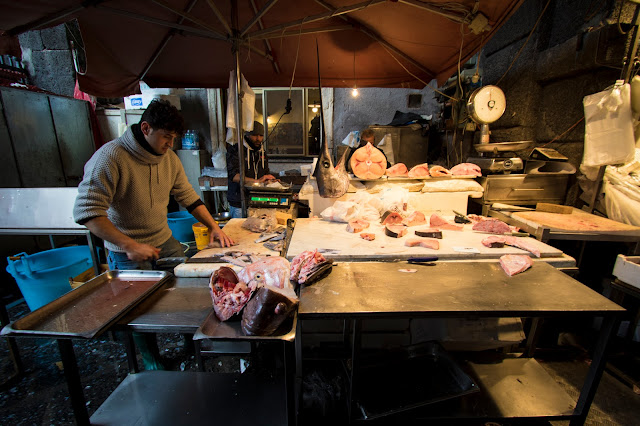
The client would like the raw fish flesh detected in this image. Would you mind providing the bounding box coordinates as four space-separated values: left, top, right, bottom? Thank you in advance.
408 163 430 178
429 214 463 230
450 163 482 177
472 219 511 234
403 211 427 227
499 255 533 276
429 165 451 177
209 267 253 321
237 257 292 289
347 219 370 233
381 211 404 225
482 236 540 257
350 142 387 179
386 163 409 177
415 229 443 239
360 233 376 241
385 224 408 238
404 238 440 250
290 250 333 285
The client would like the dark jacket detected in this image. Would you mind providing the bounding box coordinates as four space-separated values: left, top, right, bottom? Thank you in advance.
226 137 270 208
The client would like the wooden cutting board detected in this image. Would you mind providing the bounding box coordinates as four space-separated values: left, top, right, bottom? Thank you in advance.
174 219 279 277
513 209 640 234
286 218 563 261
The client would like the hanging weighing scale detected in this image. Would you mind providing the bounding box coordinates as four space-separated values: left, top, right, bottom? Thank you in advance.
466 85 531 173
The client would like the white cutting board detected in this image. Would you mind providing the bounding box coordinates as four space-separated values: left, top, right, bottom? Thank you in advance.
286 218 563 261
174 219 279 277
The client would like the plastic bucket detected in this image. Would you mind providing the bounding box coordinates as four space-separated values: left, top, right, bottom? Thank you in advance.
192 222 209 250
6 246 93 311
168 211 198 243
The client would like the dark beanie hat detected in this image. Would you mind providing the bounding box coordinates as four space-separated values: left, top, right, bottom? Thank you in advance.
250 121 264 136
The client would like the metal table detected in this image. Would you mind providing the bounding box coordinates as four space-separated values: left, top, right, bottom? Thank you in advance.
96 276 296 426
298 261 625 424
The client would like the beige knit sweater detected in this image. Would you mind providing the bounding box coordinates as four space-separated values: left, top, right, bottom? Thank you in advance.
74 127 201 252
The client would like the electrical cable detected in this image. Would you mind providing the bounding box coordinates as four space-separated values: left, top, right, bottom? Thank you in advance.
540 117 585 148
379 43 458 101
496 0 551 86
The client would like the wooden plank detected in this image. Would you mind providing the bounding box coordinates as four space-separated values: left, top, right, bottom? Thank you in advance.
286 217 563 261
513 209 640 235
49 96 95 187
2 88 66 187
0 92 21 187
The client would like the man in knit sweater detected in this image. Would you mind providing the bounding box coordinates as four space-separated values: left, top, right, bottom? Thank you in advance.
74 99 234 267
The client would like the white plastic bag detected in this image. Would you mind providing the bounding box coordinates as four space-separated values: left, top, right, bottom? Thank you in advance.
341 131 360 148
378 187 409 213
582 83 635 167
212 150 226 169
320 201 361 222
226 71 255 142
377 134 395 164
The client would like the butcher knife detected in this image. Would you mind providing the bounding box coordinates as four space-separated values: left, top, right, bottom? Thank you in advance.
407 256 438 266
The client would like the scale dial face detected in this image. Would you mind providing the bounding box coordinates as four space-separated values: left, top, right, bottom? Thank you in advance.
467 85 506 124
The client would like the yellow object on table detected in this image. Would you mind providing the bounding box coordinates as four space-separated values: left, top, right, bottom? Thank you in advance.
192 222 209 250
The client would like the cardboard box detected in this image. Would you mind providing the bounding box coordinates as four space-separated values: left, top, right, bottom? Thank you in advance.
198 176 227 188
69 264 109 289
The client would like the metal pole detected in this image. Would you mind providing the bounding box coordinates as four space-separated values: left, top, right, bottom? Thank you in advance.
231 0 247 216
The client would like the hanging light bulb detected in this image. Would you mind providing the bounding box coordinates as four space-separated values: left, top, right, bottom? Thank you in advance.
312 106 318 113
352 52 359 98
352 87 359 97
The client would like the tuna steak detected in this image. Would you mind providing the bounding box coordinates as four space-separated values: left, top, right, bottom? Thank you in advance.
450 162 482 177
405 238 440 250
472 219 511 234
241 285 298 336
499 254 533 276
350 142 387 179
386 163 409 177
347 219 370 233
313 43 349 198
408 163 430 178
429 165 451 176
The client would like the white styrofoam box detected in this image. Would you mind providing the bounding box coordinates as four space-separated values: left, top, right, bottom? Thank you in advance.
124 95 145 110
139 81 186 96
612 254 640 289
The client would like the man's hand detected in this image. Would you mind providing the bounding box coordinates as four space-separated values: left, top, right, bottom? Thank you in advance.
125 242 161 262
210 228 235 248
258 174 277 183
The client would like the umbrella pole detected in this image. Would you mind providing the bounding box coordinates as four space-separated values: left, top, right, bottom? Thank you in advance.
232 0 247 216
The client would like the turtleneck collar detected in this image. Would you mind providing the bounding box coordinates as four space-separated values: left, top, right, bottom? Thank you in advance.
121 125 165 165
132 123 162 156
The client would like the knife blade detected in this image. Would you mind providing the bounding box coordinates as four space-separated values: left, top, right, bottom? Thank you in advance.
185 257 230 264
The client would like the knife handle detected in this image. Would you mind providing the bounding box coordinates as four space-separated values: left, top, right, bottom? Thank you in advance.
408 257 438 263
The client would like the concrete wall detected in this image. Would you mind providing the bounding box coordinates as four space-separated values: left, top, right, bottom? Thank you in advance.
18 25 75 97
479 0 625 204
332 86 441 149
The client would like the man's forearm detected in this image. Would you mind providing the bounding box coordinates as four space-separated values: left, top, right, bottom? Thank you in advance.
191 204 221 231
83 216 137 250
232 173 258 184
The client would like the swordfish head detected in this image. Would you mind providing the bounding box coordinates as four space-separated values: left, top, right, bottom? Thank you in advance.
314 141 350 198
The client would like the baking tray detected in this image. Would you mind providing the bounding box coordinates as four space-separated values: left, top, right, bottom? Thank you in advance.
193 309 296 341
356 341 478 420
1 270 171 339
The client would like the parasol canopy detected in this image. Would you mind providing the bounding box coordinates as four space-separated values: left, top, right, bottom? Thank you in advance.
1 0 523 97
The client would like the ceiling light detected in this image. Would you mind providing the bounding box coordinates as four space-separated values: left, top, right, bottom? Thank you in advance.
352 87 359 97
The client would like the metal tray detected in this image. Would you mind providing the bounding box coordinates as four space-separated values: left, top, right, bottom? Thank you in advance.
1 270 171 339
356 341 478 420
193 309 296 341
474 140 534 153
244 182 292 193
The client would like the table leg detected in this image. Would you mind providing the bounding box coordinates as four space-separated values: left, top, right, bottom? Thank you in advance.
0 302 23 386
123 331 139 374
57 339 89 426
523 318 543 358
348 319 362 423
194 340 205 372
294 317 303 424
570 315 618 426
284 339 296 426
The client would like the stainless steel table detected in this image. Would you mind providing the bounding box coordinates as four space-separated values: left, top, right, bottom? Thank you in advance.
97 276 296 426
298 261 625 424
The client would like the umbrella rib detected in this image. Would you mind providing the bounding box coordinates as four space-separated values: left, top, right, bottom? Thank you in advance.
97 5 228 40
249 0 280 74
314 0 436 80
204 0 232 36
151 0 228 38
253 25 352 40
6 0 110 37
139 0 199 81
398 0 472 24
246 0 386 39
240 0 279 37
